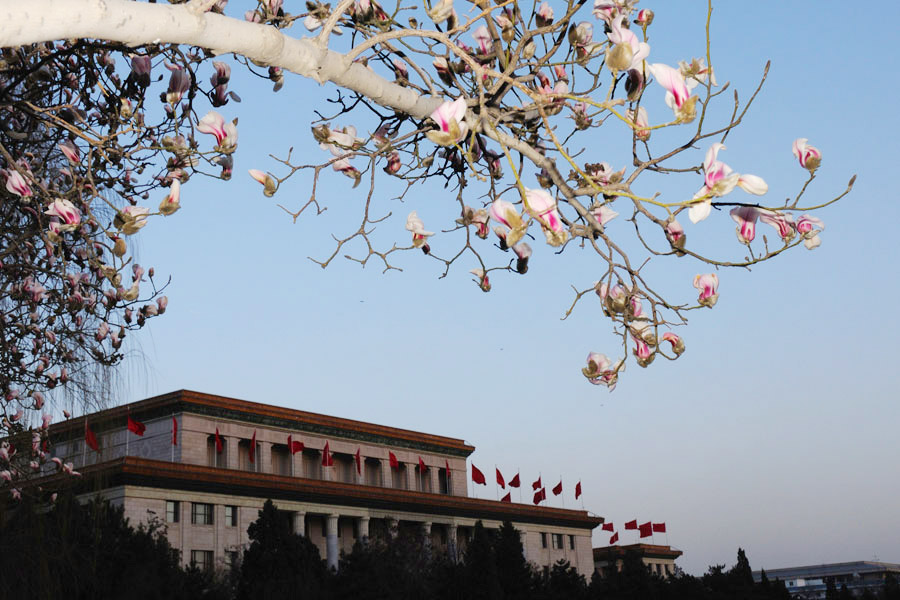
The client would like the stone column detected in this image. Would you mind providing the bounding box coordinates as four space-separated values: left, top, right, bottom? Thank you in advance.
386 517 398 539
359 516 370 542
430 467 440 494
259 441 272 474
381 458 392 488
325 514 339 571
226 437 239 470
448 524 458 562
293 511 306 537
520 531 528 560
422 521 432 551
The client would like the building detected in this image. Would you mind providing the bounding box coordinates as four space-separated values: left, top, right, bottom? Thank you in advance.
45 390 602 575
751 561 900 599
593 543 683 578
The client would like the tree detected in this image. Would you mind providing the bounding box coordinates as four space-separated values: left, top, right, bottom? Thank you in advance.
0 0 853 495
237 499 328 599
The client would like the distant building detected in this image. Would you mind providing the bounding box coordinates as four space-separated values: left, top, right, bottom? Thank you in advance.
44 390 602 575
593 543 683 578
752 561 900 599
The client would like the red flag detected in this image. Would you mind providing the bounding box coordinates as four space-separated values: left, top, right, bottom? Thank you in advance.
575 481 582 500
509 473 520 488
496 468 505 489
249 431 256 464
127 415 146 436
532 487 546 505
85 422 99 452
215 428 223 453
624 519 638 530
552 480 563 496
389 451 399 469
602 522 614 532
471 464 486 485
288 435 304 455
652 522 666 533
418 456 427 472
171 416 178 446
445 459 451 479
532 476 542 491
639 521 653 538
322 441 333 467
356 448 362 475
609 532 619 544
500 491 511 503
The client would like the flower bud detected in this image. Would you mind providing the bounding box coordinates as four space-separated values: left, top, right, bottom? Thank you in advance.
635 9 653 27
606 44 633 72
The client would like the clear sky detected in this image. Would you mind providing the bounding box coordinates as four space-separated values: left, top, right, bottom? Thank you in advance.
70 0 900 575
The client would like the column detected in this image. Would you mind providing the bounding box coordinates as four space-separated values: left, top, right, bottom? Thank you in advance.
386 517 398 539
381 458 392 488
406 463 415 490
520 531 528 561
359 516 370 542
326 514 339 571
259 441 272 474
448 524 458 562
293 511 306 536
226 437 239 470
430 467 440 494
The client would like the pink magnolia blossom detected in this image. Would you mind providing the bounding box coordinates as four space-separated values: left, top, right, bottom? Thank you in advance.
159 179 181 216
596 281 628 314
4 169 32 198
582 352 623 391
165 64 190 105
606 15 649 72
647 63 697 123
729 206 760 244
512 242 532 274
41 414 53 429
796 215 825 250
661 332 684 356
118 206 150 235
665 219 685 249
693 273 719 308
525 188 567 246
473 26 492 54
59 141 79 163
792 138 822 171
470 269 491 292
626 107 650 141
690 144 768 223
536 2 553 26
633 335 654 367
635 8 653 26
490 199 527 246
679 57 717 88
384 151 401 175
426 97 468 146
196 111 238 152
130 55 152 87
33 391 44 409
758 210 796 242
592 204 618 227
426 0 454 23
248 169 277 196
405 211 434 254
45 199 81 226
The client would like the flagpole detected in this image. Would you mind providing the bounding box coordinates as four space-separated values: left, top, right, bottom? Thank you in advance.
125 419 129 458
560 475 565 509
81 419 86 468
171 413 175 463
494 464 498 501
518 470 522 504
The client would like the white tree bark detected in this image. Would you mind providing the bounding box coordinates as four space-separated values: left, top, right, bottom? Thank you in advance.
0 0 442 118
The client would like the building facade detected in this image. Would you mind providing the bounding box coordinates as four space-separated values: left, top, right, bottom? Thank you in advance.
593 543 683 578
751 562 900 599
46 390 602 576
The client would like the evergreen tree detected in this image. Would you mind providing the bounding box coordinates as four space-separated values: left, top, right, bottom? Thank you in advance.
493 522 536 599
237 499 328 600
884 573 900 600
461 522 502 600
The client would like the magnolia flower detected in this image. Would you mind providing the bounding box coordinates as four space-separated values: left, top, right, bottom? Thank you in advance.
635 8 653 26
626 107 650 141
406 211 434 254
129 55 152 87
196 111 238 153
165 65 190 105
392 59 408 81
45 199 81 226
426 0 454 23
759 210 796 242
383 151 401 175
633 336 655 368
569 22 594 49
248 169 277 196
796 215 825 250
4 169 32 198
41 414 52 429
582 352 623 391
116 206 150 235
606 15 649 72
159 179 181 216
512 242 532 274
661 332 685 356
792 138 822 171
59 141 80 163
647 63 697 124
33 391 44 410
525 188 567 246
693 273 719 308
690 144 768 223
665 220 686 250
209 61 231 106
679 57 717 88
426 97 468 147
490 199 527 247
590 204 618 227
536 2 553 27
596 281 628 314
470 269 491 292
730 206 760 244
473 26 492 55
433 57 453 86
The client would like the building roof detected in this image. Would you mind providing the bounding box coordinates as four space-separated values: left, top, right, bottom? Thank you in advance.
47 456 604 530
752 561 900 580
593 544 683 561
47 390 476 457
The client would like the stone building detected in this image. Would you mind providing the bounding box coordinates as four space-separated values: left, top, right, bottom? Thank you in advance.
593 543 683 577
46 390 602 576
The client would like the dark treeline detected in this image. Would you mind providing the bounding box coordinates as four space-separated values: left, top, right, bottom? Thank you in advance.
3 497 900 600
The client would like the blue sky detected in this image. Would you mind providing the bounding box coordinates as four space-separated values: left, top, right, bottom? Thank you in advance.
81 0 900 574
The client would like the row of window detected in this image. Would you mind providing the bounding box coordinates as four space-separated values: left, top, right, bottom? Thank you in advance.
166 501 238 527
190 549 239 571
540 532 576 551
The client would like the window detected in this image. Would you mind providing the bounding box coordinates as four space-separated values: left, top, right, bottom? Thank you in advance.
393 463 408 490
568 535 575 550
438 467 450 494
225 550 239 568
166 500 180 523
191 502 214 525
365 457 382 487
207 435 226 468
271 444 291 475
540 533 548 549
302 449 321 480
225 505 237 527
552 534 563 549
190 550 213 571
